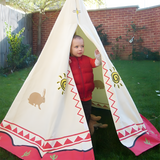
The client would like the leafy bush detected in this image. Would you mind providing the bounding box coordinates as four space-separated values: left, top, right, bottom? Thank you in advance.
130 48 146 60
95 24 110 46
143 48 160 61
5 23 37 72
130 47 160 61
111 36 125 60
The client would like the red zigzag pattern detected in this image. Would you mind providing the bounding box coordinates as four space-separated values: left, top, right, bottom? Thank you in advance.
67 70 84 124
102 61 120 123
0 121 91 152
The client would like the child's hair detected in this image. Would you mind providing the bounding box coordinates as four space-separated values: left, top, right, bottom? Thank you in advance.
73 35 83 40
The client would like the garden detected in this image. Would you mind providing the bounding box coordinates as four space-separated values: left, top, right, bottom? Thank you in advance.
0 59 160 159
0 10 159 159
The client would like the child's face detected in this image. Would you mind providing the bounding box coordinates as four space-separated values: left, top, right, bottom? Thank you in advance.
70 38 84 57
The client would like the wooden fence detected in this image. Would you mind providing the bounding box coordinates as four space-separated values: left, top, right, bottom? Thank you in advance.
0 4 32 67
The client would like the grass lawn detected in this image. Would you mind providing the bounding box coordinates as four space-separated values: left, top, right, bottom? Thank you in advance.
0 60 160 159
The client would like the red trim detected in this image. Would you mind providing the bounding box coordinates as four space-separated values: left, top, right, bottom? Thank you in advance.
0 126 91 152
129 132 160 156
116 122 144 132
0 121 91 153
41 149 95 160
128 114 160 155
2 120 89 141
119 130 147 141
0 132 95 160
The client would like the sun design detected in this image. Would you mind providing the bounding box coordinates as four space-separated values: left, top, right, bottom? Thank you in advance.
57 73 66 94
110 67 123 88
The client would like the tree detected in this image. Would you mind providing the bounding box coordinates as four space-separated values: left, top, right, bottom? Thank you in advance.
0 0 6 5
6 0 104 56
6 0 65 56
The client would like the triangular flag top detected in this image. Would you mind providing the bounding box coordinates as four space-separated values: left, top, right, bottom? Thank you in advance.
0 0 160 159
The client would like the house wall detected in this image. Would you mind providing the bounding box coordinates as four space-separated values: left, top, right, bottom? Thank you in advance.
32 5 160 59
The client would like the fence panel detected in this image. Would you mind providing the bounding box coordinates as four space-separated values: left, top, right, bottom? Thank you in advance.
0 4 32 68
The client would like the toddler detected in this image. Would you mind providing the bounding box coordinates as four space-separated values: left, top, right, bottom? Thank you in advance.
69 35 101 124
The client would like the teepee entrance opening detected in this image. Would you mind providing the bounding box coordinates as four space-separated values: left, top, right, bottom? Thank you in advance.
75 26 110 110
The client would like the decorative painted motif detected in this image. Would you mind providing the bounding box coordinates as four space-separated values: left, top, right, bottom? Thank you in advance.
117 122 147 141
92 101 110 110
21 150 31 157
57 73 66 95
0 120 90 153
73 8 81 15
94 80 104 89
144 138 152 145
28 89 46 110
110 67 123 88
50 154 58 160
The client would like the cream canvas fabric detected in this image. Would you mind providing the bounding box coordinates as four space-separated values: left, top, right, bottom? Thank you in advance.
0 0 160 159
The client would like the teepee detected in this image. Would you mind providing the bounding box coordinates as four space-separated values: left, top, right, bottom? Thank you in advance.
0 0 159 159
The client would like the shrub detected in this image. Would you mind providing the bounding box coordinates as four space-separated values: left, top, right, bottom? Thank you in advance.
111 36 125 60
143 48 160 61
130 49 146 60
95 24 110 46
5 23 37 72
130 47 160 61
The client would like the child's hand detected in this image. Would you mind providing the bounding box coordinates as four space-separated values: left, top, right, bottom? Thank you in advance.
95 49 100 55
69 59 72 63
94 49 101 66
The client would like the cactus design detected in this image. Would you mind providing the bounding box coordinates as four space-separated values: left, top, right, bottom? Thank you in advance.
50 154 58 160
144 138 152 145
21 150 31 157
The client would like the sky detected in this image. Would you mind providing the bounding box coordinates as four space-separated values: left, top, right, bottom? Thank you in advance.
88 0 160 9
